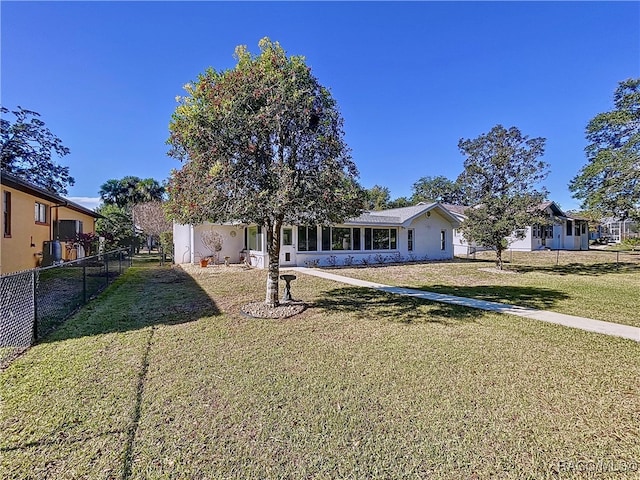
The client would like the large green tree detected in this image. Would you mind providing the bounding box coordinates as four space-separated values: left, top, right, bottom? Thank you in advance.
167 38 364 306
0 106 74 195
364 185 391 210
569 78 640 221
95 203 137 250
457 125 549 269
99 176 165 209
411 175 465 204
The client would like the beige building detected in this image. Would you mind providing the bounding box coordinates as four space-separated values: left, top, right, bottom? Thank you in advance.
1 172 101 274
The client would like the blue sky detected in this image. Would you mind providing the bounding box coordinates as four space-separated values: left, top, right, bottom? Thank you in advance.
2 1 638 211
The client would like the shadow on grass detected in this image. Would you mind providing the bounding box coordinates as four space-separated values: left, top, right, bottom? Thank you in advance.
41 265 221 343
407 284 569 310
313 287 484 325
513 262 640 276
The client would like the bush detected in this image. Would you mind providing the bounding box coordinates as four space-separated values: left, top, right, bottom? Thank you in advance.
160 231 173 254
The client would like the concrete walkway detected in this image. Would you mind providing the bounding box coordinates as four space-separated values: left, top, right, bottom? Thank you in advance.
286 267 640 343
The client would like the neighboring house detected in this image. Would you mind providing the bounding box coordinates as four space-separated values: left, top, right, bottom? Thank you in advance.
598 217 638 243
1 172 102 274
173 202 461 268
447 201 590 256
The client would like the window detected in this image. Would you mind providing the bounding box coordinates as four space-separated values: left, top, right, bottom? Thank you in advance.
320 227 360 251
566 220 572 236
3 191 11 237
364 228 398 250
282 227 293 246
581 223 586 235
332 227 352 250
55 220 83 240
297 226 317 251
440 230 446 250
532 224 540 238
247 225 262 250
408 229 414 252
575 223 581 236
35 202 48 224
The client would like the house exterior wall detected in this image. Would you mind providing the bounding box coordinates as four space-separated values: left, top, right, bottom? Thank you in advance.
1 185 52 273
1 186 98 274
174 208 457 269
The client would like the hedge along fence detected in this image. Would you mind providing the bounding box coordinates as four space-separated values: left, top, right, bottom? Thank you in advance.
0 248 131 368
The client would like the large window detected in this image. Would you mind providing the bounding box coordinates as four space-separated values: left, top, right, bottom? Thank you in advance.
3 191 11 237
35 202 47 224
297 226 317 251
247 225 262 250
321 227 360 251
364 228 397 250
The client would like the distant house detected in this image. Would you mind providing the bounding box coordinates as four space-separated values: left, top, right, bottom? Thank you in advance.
446 201 590 256
598 217 638 243
1 172 102 274
173 202 461 268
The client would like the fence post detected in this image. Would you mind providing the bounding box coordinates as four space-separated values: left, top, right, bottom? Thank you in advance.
556 249 560 266
617 250 619 268
32 269 38 342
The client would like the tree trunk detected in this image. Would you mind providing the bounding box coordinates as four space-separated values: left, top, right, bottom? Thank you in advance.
495 248 503 270
265 220 282 307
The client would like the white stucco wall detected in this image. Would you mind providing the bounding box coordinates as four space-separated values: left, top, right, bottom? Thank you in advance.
194 224 246 264
173 223 193 264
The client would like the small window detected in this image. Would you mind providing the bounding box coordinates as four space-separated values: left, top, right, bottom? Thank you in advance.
440 230 446 250
408 229 414 252
282 227 293 246
566 220 572 236
3 191 11 237
247 225 262 250
35 202 48 224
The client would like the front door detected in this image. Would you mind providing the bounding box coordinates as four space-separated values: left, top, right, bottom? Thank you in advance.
280 227 296 266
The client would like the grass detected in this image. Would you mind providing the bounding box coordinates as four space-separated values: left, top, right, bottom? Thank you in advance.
331 252 640 329
1 262 639 479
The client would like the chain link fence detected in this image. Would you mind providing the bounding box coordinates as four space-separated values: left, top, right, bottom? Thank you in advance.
459 247 640 268
1 248 130 368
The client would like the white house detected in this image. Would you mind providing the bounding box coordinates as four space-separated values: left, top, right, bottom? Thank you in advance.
449 201 590 256
173 203 461 268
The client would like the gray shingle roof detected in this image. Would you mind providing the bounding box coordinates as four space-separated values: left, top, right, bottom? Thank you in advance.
345 202 460 226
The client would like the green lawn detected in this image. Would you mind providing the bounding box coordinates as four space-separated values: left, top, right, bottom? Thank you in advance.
332 253 640 329
1 263 639 479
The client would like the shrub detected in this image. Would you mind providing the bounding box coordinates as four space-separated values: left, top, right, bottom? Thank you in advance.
304 258 320 268
343 255 355 266
373 253 387 264
327 255 338 267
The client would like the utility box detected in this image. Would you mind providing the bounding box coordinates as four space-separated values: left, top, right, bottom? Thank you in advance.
42 240 62 267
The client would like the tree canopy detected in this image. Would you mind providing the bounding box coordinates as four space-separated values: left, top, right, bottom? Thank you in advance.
166 38 364 306
569 78 640 221
99 176 165 209
364 185 391 210
411 175 465 204
0 106 74 195
457 125 549 269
